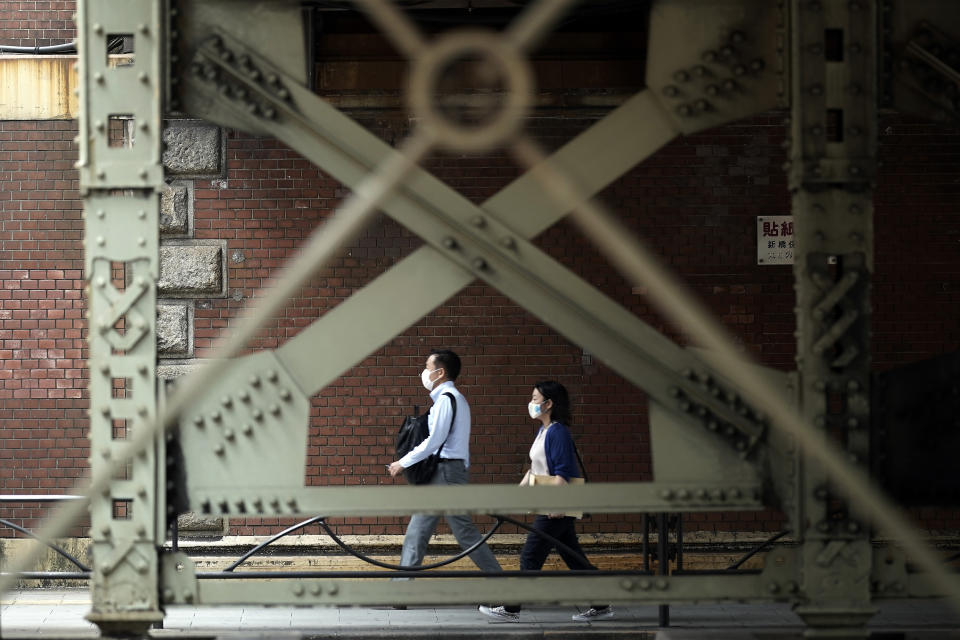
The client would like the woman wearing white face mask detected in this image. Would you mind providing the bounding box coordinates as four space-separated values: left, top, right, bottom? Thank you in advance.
479 381 613 623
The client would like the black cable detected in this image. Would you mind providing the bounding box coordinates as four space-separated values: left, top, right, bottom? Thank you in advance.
0 518 91 572
726 530 790 571
224 515 326 572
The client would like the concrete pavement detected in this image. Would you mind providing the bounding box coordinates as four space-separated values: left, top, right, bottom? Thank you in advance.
2 589 960 639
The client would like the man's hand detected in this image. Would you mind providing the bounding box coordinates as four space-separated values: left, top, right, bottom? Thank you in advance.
387 461 405 477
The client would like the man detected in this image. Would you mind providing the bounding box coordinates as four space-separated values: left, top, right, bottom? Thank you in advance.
387 349 507 611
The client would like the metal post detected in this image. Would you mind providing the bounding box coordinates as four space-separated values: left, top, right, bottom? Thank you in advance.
657 512 669 627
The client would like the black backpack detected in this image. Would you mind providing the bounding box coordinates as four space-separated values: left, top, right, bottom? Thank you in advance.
395 392 457 485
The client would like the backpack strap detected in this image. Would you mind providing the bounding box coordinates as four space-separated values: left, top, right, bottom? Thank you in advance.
436 392 457 458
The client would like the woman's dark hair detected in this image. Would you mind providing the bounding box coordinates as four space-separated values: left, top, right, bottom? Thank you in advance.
535 380 572 425
430 348 461 380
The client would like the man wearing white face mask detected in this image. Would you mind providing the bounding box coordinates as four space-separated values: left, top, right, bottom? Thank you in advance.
386 349 504 590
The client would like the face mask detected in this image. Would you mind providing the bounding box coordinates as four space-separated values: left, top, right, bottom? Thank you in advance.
421 368 439 391
528 401 542 419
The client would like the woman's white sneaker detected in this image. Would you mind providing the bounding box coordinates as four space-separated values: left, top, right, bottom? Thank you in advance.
572 606 614 621
478 605 520 622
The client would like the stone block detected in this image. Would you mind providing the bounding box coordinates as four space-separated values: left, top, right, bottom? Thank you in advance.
162 122 223 177
158 244 224 296
157 304 190 357
160 182 189 235
177 512 226 538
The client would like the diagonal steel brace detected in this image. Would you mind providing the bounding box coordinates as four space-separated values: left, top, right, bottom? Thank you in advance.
181 31 774 450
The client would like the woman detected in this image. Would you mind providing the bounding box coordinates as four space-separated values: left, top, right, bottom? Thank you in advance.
478 381 613 623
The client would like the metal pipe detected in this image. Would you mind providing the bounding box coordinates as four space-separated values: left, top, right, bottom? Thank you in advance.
657 512 669 627
0 495 85 502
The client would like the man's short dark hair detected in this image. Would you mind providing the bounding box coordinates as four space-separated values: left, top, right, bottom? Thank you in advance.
430 349 461 381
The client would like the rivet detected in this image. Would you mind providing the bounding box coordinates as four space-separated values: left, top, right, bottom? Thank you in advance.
263 107 277 120
137 236 146 246
663 85 679 97
138 364 148 376
293 584 305 596
620 578 635 591
138 72 149 83
660 489 675 500
239 390 251 402
730 31 745 44
270 404 281 416
95 120 105 131
677 104 692 116
138 24 149 35
222 396 233 408
242 424 254 436
280 388 292 401
655 578 668 590
694 99 710 111
137 405 148 417
750 59 765 72
93 23 104 35
250 375 261 387
768 582 780 594
214 443 225 456
673 71 690 83
225 429 235 441
470 215 486 227
310 583 323 596
252 409 264 421
847 417 859 429
96 209 105 219
720 46 734 57
500 236 516 249
287 498 298 511
101 448 111 459
162 588 174 603
677 489 691 500
94 72 104 84
729 488 742 499
722 79 737 91
442 236 457 249
702 51 717 62
96 170 106 180
817 520 832 533
472 257 488 270
733 64 747 76
211 410 222 422
706 84 720 96
639 579 652 590
693 65 707 77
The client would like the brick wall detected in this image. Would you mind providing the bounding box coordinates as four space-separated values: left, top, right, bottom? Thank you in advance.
2 112 959 539
0 119 88 536
0 1 76 48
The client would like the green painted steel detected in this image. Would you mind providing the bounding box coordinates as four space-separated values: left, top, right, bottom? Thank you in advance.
78 0 164 632
788 1 878 636
68 0 960 634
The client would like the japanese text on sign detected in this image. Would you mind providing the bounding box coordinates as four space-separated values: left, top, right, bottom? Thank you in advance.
757 216 795 265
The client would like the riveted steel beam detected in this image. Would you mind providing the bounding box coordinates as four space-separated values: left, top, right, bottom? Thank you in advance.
78 0 164 633
184 482 764 518
787 0 878 635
